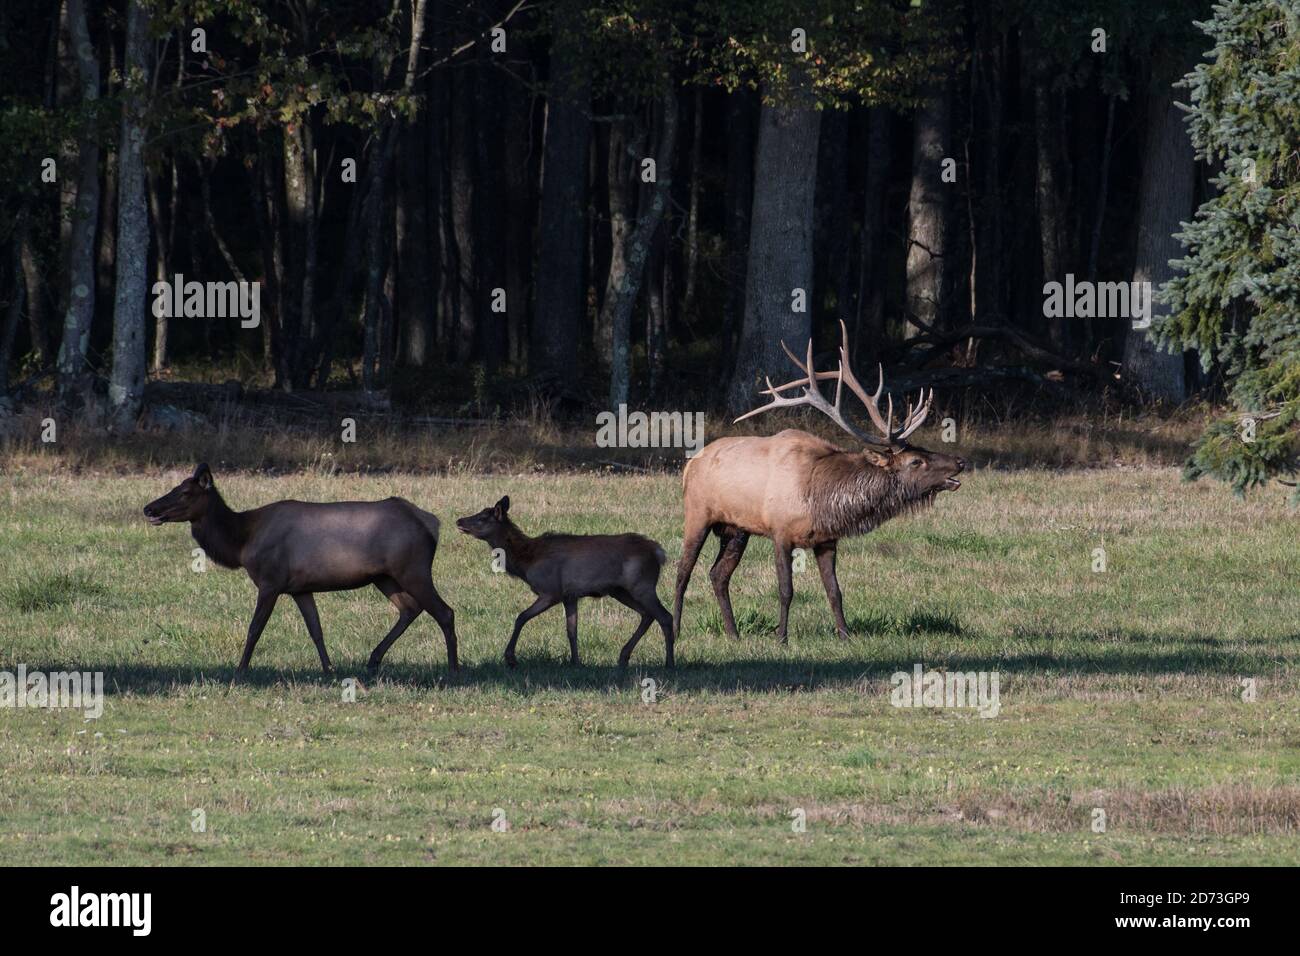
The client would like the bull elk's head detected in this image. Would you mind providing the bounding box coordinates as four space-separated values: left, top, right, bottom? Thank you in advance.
735 321 966 496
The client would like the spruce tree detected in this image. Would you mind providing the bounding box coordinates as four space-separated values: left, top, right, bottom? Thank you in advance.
1159 0 1300 497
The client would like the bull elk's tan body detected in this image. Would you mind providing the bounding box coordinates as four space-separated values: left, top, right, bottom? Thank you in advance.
684 430 854 549
674 323 966 642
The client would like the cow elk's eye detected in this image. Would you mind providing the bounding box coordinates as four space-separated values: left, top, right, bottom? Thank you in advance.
910 458 923 469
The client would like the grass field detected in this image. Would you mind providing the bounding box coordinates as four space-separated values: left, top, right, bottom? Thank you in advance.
1 465 1298 865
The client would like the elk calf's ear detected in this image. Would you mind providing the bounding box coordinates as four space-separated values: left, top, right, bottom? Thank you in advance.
495 496 510 516
194 463 213 489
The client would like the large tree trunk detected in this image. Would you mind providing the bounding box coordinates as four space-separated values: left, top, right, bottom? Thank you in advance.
1121 72 1192 403
598 117 644 370
449 66 476 362
531 1 591 388
396 110 433 366
474 45 506 371
722 87 755 358
107 0 151 432
503 82 535 367
905 82 951 339
855 106 891 356
725 84 821 415
56 0 100 409
1032 66 1067 350
607 90 679 408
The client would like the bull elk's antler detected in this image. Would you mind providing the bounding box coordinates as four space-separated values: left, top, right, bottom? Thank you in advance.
734 320 933 446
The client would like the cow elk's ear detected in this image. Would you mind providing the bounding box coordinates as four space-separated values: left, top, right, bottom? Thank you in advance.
862 447 891 468
496 495 510 515
194 463 213 490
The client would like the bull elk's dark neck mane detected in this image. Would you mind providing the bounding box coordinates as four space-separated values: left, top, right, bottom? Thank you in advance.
191 489 252 569
806 449 936 538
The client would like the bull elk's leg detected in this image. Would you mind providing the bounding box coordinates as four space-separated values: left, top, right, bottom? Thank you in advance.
773 540 795 643
235 589 280 675
366 577 421 676
563 597 581 666
708 528 750 639
673 521 711 640
292 593 334 673
813 541 850 639
504 594 558 668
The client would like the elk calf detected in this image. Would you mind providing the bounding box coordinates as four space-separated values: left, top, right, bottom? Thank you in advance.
144 463 458 675
456 496 674 668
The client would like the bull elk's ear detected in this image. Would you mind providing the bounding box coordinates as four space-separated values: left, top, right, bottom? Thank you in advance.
495 495 510 515
861 447 891 468
194 462 213 489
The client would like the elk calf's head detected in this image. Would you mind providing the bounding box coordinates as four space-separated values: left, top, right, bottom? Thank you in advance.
456 496 511 544
143 463 217 525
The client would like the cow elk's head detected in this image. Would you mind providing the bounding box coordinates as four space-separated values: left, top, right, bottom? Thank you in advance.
143 463 216 525
734 321 966 496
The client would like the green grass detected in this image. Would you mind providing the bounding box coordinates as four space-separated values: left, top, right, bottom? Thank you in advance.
1 466 1298 865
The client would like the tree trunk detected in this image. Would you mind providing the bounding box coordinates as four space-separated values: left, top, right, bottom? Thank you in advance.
531 0 591 388
107 0 151 432
722 87 755 355
1033 71 1066 350
147 168 169 371
855 106 891 356
449 66 476 362
725 84 821 415
57 0 100 408
905 82 951 339
397 112 433 366
1121 73 1192 403
607 90 679 408
682 88 703 318
1 214 28 395
474 45 506 371
598 117 644 369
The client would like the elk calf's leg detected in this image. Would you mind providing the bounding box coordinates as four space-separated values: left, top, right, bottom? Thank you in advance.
563 597 581 665
236 590 280 674
708 528 750 638
292 593 333 673
617 614 654 668
813 541 850 639
774 541 795 643
505 594 558 667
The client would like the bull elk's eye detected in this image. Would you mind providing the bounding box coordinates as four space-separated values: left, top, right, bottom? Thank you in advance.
910 458 924 469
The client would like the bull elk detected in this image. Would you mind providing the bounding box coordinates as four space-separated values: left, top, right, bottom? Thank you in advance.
674 322 966 642
143 464 458 675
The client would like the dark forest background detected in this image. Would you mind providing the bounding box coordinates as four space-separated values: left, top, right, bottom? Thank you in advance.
1 0 1219 434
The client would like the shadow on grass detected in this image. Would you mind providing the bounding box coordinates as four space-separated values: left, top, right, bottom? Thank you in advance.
15 631 1296 697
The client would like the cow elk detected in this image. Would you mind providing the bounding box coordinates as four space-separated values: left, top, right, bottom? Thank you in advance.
674 322 966 642
456 496 675 668
143 464 458 675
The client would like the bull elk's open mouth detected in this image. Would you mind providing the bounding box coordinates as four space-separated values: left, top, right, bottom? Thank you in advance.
945 477 962 490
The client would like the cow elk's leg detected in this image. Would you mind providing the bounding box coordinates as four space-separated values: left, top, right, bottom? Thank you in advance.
773 540 795 643
673 519 711 641
366 577 422 676
563 597 580 666
399 573 459 672
505 594 558 668
708 528 750 639
813 541 850 639
292 593 333 673
236 589 280 675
